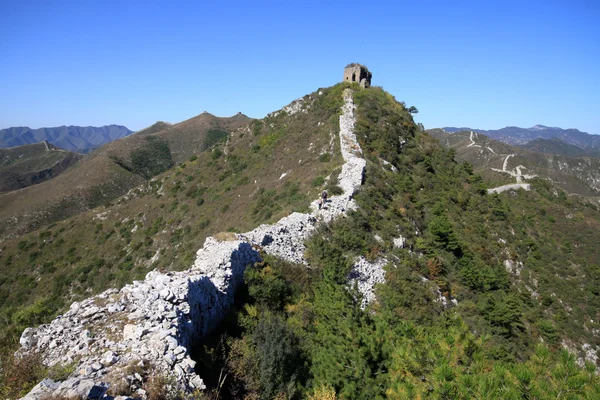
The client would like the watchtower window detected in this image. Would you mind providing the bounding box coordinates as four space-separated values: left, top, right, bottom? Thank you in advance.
352 73 356 82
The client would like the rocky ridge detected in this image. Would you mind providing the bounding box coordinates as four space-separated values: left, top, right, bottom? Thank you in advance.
17 89 383 399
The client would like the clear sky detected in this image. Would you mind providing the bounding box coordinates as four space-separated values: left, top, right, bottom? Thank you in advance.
1 0 598 134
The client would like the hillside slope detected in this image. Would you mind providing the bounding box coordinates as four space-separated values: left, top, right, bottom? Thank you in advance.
0 142 82 193
520 137 600 158
0 113 251 241
12 88 364 398
0 85 346 357
429 129 600 201
0 125 133 153
3 85 600 399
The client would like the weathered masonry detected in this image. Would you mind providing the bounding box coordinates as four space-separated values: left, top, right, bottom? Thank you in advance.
343 63 372 88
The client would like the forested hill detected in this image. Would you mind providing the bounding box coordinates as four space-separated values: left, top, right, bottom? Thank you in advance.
0 125 132 153
2 84 599 398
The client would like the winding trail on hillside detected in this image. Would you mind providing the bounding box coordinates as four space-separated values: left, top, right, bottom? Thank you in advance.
502 154 514 172
467 130 497 155
18 89 376 399
467 131 481 148
488 153 537 194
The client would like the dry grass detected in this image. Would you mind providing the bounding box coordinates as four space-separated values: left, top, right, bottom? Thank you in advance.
308 385 337 400
0 353 46 399
143 372 179 400
0 84 347 361
0 113 251 241
213 232 238 242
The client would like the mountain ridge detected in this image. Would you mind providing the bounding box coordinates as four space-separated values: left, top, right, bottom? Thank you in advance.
0 125 133 153
14 89 367 398
429 128 600 201
0 112 251 241
0 142 83 193
519 137 600 158
2 83 600 398
442 125 600 149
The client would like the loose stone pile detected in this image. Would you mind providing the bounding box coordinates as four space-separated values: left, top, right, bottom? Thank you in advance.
18 89 382 399
347 257 388 308
20 238 261 399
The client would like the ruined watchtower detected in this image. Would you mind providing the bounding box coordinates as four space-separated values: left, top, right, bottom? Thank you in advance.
343 63 372 88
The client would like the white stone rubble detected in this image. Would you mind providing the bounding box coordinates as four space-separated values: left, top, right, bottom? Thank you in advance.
504 259 523 276
393 236 406 248
347 257 388 308
18 88 370 399
240 89 366 261
17 238 261 398
487 183 531 194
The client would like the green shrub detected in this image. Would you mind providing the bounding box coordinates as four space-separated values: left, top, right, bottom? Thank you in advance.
204 129 229 148
245 264 291 310
326 185 343 195
311 176 325 187
252 314 303 399
318 153 332 162
128 136 174 179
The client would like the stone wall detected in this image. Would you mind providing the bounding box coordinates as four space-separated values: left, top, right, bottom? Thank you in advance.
19 238 261 399
18 88 377 399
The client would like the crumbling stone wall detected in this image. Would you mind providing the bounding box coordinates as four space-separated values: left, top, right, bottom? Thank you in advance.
343 63 372 88
17 89 380 400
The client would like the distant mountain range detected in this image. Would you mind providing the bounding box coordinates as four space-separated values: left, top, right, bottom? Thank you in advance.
442 125 600 149
519 138 600 158
0 125 133 153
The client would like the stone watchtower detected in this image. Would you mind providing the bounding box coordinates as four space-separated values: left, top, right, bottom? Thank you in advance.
343 63 372 88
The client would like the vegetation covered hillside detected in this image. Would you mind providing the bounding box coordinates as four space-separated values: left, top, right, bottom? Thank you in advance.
2 84 600 399
0 113 250 241
0 85 347 372
0 142 82 193
188 87 600 399
429 129 600 202
520 137 600 159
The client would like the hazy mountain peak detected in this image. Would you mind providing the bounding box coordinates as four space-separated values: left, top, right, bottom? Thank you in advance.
442 124 600 149
531 124 548 130
0 124 133 153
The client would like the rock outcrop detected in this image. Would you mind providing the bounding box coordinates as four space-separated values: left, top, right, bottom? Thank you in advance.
17 89 374 399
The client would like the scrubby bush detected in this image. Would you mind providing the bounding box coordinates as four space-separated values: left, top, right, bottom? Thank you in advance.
129 137 174 179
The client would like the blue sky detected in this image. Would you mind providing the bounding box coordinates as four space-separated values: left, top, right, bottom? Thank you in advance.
1 0 598 134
